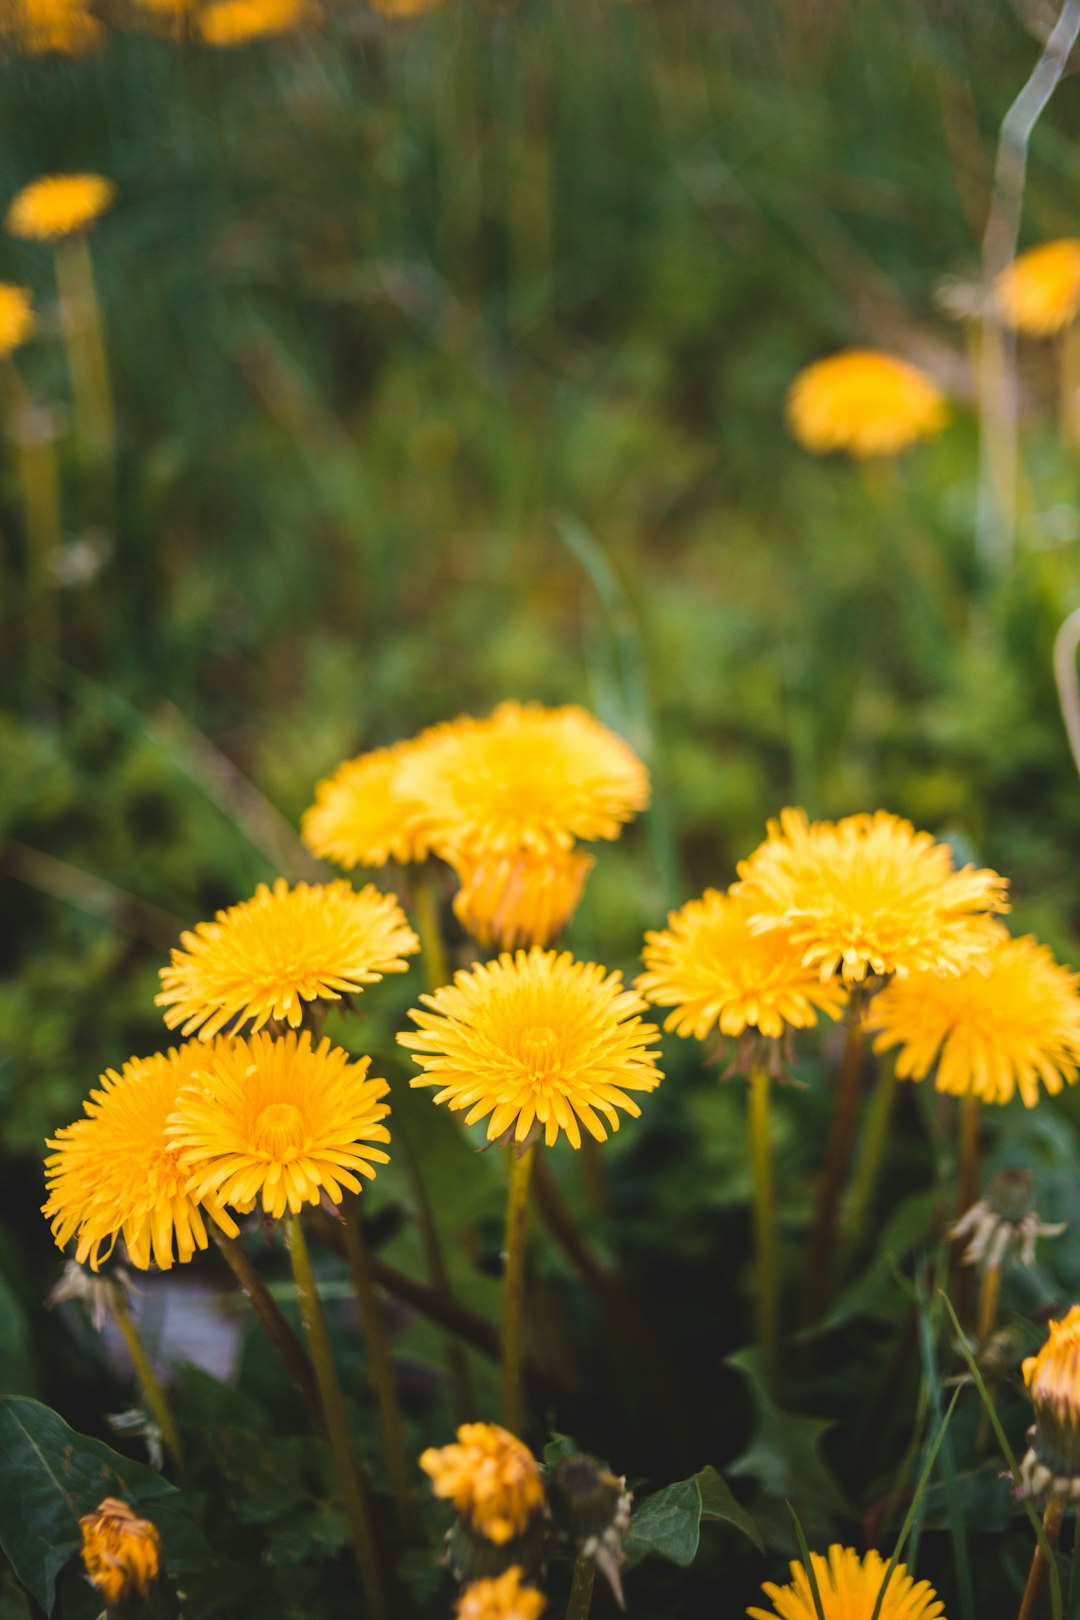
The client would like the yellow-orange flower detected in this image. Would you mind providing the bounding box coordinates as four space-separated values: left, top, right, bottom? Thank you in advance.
420 1425 545 1546
301 737 436 869
748 1544 944 1620
3 0 103 54
733 808 1008 985
167 1030 390 1219
156 877 418 1040
1022 1305 1080 1498
198 0 314 44
787 350 948 457
638 888 848 1040
400 948 662 1149
0 285 34 355
450 846 594 951
7 173 115 241
457 1569 546 1620
43 1044 239 1272
80 1499 162 1608
396 701 649 859
869 936 1080 1108
997 240 1080 336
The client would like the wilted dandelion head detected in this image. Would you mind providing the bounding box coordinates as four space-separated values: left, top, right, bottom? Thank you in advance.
786 349 948 457
638 887 849 1042
301 737 436 869
450 845 594 951
155 877 419 1040
733 808 1008 986
43 1044 240 1272
420 1425 545 1546
198 0 315 45
7 173 115 240
1022 1306 1080 1499
748 1544 944 1620
456 1569 546 1620
80 1499 162 1608
400 948 662 1149
997 240 1080 336
3 0 104 55
869 935 1080 1108
397 701 649 860
167 1030 391 1219
0 285 34 355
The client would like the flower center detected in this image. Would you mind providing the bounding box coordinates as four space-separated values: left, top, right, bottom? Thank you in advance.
519 1024 561 1077
254 1102 306 1160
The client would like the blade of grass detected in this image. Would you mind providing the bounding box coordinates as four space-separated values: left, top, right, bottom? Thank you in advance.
786 1503 826 1620
916 1277 974 1620
870 1387 962 1620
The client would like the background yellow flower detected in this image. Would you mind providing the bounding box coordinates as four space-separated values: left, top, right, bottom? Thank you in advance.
997 240 1080 336
301 737 436 869
0 284 35 355
786 349 948 456
7 173 115 240
456 1568 546 1620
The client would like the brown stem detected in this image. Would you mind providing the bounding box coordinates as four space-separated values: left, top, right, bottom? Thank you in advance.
211 1228 322 1429
802 1003 866 1328
340 1200 413 1529
397 1122 475 1423
1017 1497 1065 1620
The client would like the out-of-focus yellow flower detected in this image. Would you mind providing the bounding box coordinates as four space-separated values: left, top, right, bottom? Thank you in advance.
748 1544 944 1620
301 736 438 870
400 948 662 1149
457 1568 546 1620
198 0 316 45
869 935 1080 1108
43 1044 240 1272
997 240 1080 336
156 877 418 1040
167 1030 390 1219
733 808 1008 986
450 845 594 951
80 1499 163 1608
7 174 115 241
787 349 948 457
420 1425 545 1546
370 0 446 12
1022 1305 1080 1499
0 285 34 355
638 887 848 1040
3 0 104 55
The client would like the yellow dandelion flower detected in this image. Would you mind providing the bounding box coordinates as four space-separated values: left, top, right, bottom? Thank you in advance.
869 936 1080 1108
396 701 650 859
400 947 662 1149
301 737 437 870
638 888 849 1041
155 877 419 1040
43 1044 239 1272
997 240 1080 336
0 285 34 355
450 845 594 951
420 1425 545 1546
748 1544 944 1620
1022 1305 1080 1499
457 1568 546 1620
7 173 115 241
198 0 315 45
733 808 1008 986
4 0 104 54
787 349 948 457
167 1030 391 1219
80 1499 162 1608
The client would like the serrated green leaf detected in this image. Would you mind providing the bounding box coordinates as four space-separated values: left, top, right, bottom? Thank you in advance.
725 1350 850 1539
696 1465 765 1553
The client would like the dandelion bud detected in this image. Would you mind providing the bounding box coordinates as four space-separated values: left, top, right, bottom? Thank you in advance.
1021 1306 1080 1500
79 1498 162 1608
546 1455 632 1609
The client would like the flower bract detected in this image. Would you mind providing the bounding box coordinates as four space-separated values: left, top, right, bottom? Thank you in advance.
997 240 1080 336
7 173 115 240
747 1544 944 1620
420 1425 545 1546
80 1499 163 1608
400 948 662 1148
786 349 948 456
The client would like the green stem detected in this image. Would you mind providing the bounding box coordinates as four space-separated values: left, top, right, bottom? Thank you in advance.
957 1094 982 1217
111 1291 182 1468
747 1064 778 1385
802 1002 866 1328
55 234 115 474
340 1199 413 1530
210 1227 322 1429
501 1143 536 1436
284 1213 387 1620
397 1122 475 1423
565 1555 596 1620
837 1052 899 1279
413 869 449 992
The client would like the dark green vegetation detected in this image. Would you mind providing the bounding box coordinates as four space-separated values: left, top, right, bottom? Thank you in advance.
3 3 1080 1616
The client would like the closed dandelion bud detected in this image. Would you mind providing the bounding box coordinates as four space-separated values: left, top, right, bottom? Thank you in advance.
79 1498 162 1609
546 1455 632 1608
1021 1307 1080 1500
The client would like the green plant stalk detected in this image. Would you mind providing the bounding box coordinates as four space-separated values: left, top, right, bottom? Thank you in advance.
413 869 449 992
4 359 60 701
397 1122 475 1423
340 1198 413 1529
501 1142 536 1435
210 1227 322 1429
565 1555 595 1620
802 1002 865 1327
977 1262 1002 1343
1019 1499 1067 1620
786 1503 827 1620
55 234 115 473
837 1052 899 1279
284 1213 387 1620
869 1387 961 1620
747 1064 778 1385
110 1290 182 1469
957 1094 982 1216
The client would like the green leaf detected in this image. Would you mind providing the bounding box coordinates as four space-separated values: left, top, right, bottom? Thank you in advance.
624 1465 763 1568
725 1349 850 1539
0 1397 202 1614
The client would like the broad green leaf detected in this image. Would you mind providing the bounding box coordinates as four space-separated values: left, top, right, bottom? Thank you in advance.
725 1350 850 1539
624 1465 763 1568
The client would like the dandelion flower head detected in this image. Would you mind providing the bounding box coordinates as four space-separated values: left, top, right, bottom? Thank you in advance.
638 887 849 1041
7 173 115 240
997 240 1080 336
450 845 594 951
0 285 34 355
301 735 440 870
1022 1306 1080 1498
156 876 419 1040
787 350 948 457
167 1030 391 1219
80 1499 162 1608
733 808 1008 985
43 1043 239 1272
748 1544 945 1620
420 1425 545 1546
456 1569 546 1620
3 0 103 54
869 935 1080 1108
198 0 315 45
401 948 662 1149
